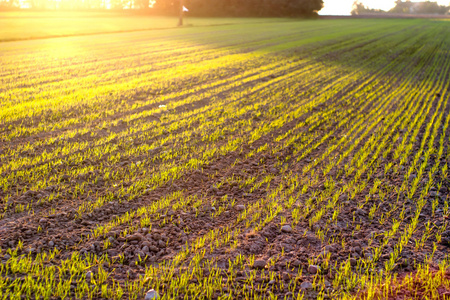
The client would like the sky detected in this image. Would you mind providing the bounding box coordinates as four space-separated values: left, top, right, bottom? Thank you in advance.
320 0 450 15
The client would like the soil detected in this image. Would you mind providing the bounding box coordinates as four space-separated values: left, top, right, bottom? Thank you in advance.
1 20 449 299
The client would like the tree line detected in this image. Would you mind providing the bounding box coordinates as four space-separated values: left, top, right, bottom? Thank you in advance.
0 0 324 17
352 0 449 15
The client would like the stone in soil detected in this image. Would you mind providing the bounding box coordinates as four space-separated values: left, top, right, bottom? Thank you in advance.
235 205 245 211
308 265 320 274
253 259 266 269
144 289 159 300
281 225 292 233
292 259 301 267
301 281 313 290
356 209 365 216
127 233 144 241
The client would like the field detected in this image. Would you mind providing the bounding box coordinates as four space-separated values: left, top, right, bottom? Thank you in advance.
0 11 283 42
1 18 450 299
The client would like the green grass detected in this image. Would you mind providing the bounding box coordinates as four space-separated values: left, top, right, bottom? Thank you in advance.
0 11 285 42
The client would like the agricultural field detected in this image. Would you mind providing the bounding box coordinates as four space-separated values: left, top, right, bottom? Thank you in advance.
0 11 283 42
0 18 450 299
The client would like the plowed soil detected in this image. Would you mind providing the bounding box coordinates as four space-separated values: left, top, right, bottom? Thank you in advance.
1 18 450 299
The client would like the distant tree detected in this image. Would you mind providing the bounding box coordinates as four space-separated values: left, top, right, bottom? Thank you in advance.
187 0 323 17
351 1 385 15
389 0 412 13
0 0 17 7
390 0 449 14
153 0 180 14
134 0 151 9
26 0 46 9
290 0 324 16
1 0 323 14
414 1 448 14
